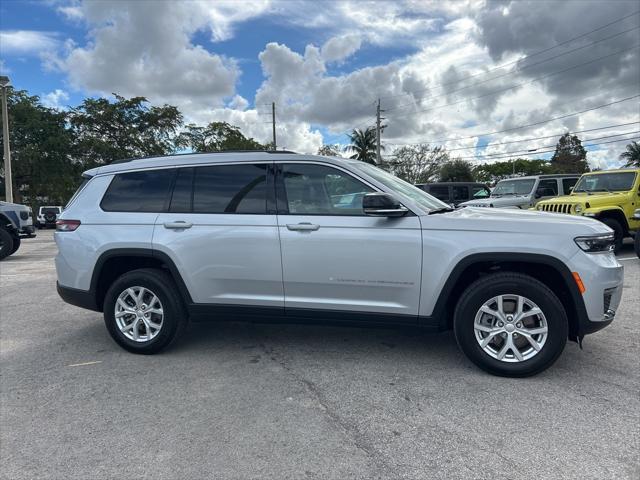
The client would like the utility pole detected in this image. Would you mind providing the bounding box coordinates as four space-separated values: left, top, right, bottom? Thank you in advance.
0 75 12 203
376 98 381 164
271 102 277 151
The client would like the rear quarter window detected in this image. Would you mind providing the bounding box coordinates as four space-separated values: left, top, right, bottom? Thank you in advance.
101 169 175 212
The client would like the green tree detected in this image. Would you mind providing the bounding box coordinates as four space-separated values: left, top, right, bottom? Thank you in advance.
317 144 341 156
177 122 264 152
386 144 449 183
344 127 378 164
473 158 553 183
0 89 77 207
550 133 589 173
439 159 475 182
69 94 183 166
619 141 640 167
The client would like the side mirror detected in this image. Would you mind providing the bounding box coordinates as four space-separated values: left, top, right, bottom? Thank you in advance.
363 193 408 217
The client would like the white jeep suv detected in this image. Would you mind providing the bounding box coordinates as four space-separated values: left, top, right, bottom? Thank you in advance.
55 152 623 377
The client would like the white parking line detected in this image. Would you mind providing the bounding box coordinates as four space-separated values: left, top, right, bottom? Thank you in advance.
618 257 638 261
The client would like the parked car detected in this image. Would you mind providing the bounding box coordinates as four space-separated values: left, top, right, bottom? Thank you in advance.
536 168 640 253
0 200 36 260
459 174 579 209
55 152 622 377
36 206 63 228
416 182 491 206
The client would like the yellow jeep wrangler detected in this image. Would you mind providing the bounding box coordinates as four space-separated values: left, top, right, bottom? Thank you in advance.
536 168 640 253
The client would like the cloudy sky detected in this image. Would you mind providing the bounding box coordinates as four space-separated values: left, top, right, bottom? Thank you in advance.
1 0 639 168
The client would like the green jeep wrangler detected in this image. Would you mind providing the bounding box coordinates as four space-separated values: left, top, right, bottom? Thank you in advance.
536 168 640 253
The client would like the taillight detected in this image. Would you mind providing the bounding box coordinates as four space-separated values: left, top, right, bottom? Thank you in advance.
56 219 81 232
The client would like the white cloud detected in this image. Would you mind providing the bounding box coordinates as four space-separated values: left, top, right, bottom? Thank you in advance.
321 34 362 63
56 4 84 22
0 30 58 54
53 1 239 109
41 0 638 161
41 89 70 109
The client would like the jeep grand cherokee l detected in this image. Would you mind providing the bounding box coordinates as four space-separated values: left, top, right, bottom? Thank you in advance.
55 152 623 377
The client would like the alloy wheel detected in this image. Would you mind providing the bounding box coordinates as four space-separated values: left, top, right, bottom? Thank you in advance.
114 286 164 343
474 294 548 363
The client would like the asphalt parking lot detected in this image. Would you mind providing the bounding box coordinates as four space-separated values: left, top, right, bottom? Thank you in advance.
1 230 638 480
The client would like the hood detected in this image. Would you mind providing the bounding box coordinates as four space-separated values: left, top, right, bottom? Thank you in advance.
541 191 631 207
458 194 532 208
421 206 610 236
0 201 30 211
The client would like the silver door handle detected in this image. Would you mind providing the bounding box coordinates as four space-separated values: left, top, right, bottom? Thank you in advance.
163 221 192 229
286 223 320 231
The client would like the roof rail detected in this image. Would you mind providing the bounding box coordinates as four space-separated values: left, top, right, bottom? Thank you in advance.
110 149 298 165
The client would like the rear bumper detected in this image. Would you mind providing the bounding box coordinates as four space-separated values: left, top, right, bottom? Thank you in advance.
56 282 99 311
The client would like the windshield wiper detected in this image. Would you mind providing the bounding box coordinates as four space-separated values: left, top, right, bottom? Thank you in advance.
428 207 455 215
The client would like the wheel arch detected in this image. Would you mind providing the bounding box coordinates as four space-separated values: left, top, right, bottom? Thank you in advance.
91 248 192 312
430 253 588 341
595 208 629 235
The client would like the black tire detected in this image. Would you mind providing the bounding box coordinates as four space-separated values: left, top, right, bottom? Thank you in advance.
634 232 640 259
9 236 20 255
103 268 187 354
0 229 15 261
454 272 568 377
600 217 624 254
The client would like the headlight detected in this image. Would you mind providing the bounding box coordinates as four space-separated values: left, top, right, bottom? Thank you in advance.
537 205 544 211
574 233 615 253
574 204 583 213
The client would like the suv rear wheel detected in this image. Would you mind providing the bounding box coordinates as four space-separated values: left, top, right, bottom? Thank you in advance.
454 273 568 377
0 229 15 261
103 268 187 354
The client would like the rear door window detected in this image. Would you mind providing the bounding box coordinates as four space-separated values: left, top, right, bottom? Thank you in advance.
452 186 469 202
169 168 194 213
101 169 175 212
193 164 268 214
537 179 559 197
562 178 578 194
428 185 450 202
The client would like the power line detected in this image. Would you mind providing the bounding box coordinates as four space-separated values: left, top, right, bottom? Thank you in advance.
458 136 639 161
392 94 640 146
382 136 639 165
374 10 640 103
386 121 639 150
452 130 639 160
384 45 640 116
388 26 640 111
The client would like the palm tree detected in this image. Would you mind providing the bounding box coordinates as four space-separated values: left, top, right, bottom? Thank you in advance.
344 127 380 164
620 141 640 167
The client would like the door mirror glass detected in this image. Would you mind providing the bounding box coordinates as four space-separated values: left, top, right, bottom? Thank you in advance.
362 193 408 217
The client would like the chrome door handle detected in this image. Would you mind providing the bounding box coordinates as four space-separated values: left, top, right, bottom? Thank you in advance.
163 221 192 229
286 223 320 232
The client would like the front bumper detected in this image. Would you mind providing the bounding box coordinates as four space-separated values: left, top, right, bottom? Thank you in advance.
569 250 623 337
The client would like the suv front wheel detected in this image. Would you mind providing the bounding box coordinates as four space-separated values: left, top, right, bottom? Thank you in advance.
104 268 187 354
454 273 568 377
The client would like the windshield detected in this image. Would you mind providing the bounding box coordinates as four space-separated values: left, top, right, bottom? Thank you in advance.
353 163 450 211
41 207 61 214
491 179 536 196
573 172 637 193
